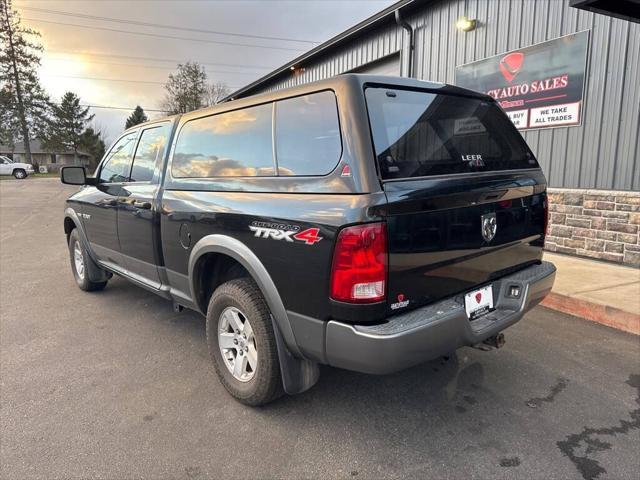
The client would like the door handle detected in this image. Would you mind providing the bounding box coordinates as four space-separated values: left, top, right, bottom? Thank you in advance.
104 199 118 206
132 200 152 209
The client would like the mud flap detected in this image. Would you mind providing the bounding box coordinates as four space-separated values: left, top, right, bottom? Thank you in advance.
272 317 320 395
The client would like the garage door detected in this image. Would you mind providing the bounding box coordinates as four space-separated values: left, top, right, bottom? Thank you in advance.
352 53 400 76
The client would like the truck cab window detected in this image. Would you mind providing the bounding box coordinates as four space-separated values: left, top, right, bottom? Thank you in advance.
99 131 138 183
130 125 170 182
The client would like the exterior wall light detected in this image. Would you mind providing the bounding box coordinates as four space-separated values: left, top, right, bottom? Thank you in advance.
456 16 477 32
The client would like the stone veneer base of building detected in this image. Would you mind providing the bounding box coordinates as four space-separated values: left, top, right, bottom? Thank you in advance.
545 188 640 267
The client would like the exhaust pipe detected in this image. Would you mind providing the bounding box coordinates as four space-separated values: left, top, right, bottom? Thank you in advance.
472 333 505 351
484 333 505 349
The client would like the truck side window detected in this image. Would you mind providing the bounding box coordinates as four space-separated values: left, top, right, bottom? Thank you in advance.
172 103 274 178
99 131 138 183
130 124 170 182
275 91 342 176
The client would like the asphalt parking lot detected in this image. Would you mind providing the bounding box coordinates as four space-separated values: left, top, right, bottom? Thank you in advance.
1 178 639 480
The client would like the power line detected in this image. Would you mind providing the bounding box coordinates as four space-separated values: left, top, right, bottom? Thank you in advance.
45 49 274 71
42 73 242 89
43 57 260 76
19 0 390 2
18 6 319 45
23 17 306 52
43 74 166 86
82 104 167 113
50 102 168 113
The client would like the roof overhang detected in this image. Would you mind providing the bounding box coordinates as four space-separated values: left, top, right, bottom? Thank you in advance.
570 0 640 23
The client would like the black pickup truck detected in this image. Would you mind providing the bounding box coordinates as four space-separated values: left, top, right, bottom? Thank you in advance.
61 74 556 405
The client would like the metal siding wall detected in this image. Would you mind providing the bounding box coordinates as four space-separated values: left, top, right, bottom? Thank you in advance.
250 0 639 191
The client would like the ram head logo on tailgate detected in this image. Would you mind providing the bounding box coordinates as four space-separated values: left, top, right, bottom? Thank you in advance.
481 213 497 242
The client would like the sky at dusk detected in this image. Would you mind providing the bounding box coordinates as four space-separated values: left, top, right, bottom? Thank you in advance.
14 0 397 143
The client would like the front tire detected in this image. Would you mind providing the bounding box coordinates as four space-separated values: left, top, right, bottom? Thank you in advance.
13 169 26 179
68 229 108 291
206 278 283 406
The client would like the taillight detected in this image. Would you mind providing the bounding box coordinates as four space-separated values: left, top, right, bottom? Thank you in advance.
330 222 387 303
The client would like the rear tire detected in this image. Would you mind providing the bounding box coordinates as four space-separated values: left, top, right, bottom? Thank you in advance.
13 169 26 179
206 278 283 406
68 229 108 291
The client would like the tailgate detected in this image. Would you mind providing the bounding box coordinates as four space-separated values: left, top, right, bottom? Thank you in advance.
364 85 547 314
383 173 547 313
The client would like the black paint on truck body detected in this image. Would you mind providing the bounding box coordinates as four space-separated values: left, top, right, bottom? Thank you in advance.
63 74 555 382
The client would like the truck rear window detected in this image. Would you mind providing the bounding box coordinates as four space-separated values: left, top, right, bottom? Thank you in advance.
365 87 538 180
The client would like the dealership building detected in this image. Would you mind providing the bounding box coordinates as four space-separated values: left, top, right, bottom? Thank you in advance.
227 0 640 267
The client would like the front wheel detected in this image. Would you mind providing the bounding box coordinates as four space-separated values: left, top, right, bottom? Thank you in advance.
13 169 26 179
68 229 108 291
206 278 283 406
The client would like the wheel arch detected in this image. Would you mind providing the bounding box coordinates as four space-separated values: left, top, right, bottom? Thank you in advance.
64 216 76 239
64 207 84 241
188 234 300 357
191 252 249 315
63 207 110 283
189 235 320 395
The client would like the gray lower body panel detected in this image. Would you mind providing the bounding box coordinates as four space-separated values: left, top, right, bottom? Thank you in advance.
303 261 555 375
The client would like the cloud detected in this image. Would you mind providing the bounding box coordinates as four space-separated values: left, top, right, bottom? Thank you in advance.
172 154 274 178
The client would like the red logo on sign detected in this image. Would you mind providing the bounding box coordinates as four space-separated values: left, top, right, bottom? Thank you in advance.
397 294 405 302
499 52 524 83
293 228 323 245
475 292 483 303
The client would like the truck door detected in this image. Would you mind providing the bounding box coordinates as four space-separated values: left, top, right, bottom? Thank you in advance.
117 123 172 288
0 157 12 175
82 130 138 270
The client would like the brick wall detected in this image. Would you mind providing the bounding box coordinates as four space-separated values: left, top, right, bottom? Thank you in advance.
545 188 640 267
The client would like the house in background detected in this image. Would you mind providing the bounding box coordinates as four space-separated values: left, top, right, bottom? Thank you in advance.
0 140 91 173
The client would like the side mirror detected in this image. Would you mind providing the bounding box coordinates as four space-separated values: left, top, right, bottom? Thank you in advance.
60 166 87 185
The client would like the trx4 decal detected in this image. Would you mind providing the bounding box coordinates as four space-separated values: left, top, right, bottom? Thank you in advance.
293 228 323 245
249 221 323 245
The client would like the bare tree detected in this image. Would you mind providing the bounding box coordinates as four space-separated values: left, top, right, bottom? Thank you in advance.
204 81 231 106
0 0 50 163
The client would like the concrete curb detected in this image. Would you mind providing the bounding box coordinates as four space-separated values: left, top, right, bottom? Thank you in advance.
541 292 640 335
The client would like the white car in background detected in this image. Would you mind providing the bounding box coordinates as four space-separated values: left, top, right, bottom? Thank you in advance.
0 155 35 179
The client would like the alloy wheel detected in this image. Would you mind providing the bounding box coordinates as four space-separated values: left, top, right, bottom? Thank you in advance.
73 241 85 280
218 306 257 382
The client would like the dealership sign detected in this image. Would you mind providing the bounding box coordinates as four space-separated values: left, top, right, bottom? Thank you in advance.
456 31 589 130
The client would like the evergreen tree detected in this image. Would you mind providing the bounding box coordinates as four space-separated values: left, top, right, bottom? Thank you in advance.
79 127 106 171
0 87 16 147
161 62 208 114
125 105 148 128
0 0 51 162
43 92 94 163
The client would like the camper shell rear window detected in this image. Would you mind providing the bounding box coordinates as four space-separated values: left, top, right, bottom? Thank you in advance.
365 87 538 180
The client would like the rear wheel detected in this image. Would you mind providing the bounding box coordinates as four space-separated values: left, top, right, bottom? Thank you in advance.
13 169 26 179
68 229 108 291
206 278 282 406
